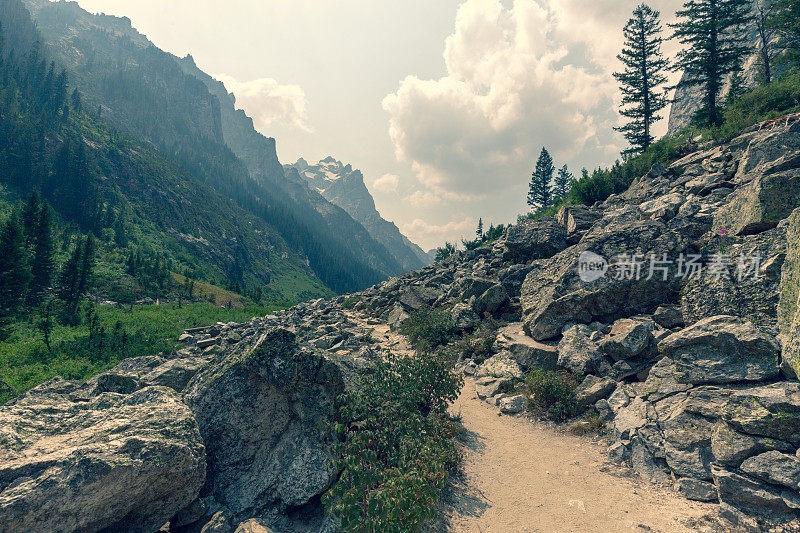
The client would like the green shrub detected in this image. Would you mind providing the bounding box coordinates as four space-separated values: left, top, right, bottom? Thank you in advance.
342 296 359 310
702 71 800 142
399 307 456 351
325 350 463 532
568 134 689 207
450 320 498 364
434 243 457 262
525 368 579 422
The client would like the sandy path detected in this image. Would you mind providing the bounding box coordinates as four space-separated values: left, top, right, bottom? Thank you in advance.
442 379 716 533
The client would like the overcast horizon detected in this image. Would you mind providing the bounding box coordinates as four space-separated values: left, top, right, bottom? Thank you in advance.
72 0 687 250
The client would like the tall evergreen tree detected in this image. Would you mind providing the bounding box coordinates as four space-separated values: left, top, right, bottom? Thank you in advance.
21 191 41 246
77 234 95 299
528 148 555 209
670 0 753 127
58 235 95 320
726 70 747 105
755 0 779 84
554 165 574 200
614 4 670 155
769 0 800 69
0 214 30 319
28 204 55 304
476 218 483 239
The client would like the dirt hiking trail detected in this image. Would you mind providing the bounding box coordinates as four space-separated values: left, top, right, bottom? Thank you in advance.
442 379 717 533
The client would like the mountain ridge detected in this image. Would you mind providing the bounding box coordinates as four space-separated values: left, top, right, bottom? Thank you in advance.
287 156 431 271
20 0 407 294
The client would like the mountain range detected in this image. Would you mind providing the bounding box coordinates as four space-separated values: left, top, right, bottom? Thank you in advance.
288 157 430 271
2 0 425 300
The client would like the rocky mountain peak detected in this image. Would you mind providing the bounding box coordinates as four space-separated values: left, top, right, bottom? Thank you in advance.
286 157 431 271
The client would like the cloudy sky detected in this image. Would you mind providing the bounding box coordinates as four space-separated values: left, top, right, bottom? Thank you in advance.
73 0 686 250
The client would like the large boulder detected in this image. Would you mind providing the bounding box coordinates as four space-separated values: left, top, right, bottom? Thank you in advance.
142 357 212 392
494 322 558 370
741 451 800 491
682 227 786 328
639 193 686 221
475 351 524 380
722 382 800 445
734 122 800 181
713 169 800 236
713 467 800 520
556 205 601 243
183 329 344 522
0 387 205 533
398 286 441 311
450 303 480 331
779 208 800 378
473 283 510 316
655 316 781 385
557 325 611 377
522 215 688 340
503 217 567 262
598 318 655 361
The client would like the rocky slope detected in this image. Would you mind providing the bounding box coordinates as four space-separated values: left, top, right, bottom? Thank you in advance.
2 114 800 532
288 157 431 271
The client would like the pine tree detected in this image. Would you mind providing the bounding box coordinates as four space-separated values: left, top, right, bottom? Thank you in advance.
614 4 670 155
670 0 753 127
28 204 55 304
554 165 574 200
77 234 96 298
528 148 555 209
769 0 800 70
0 214 30 320
70 88 82 113
58 235 95 320
38 301 53 354
726 70 747 106
476 218 484 239
755 0 779 84
58 241 82 313
21 191 40 246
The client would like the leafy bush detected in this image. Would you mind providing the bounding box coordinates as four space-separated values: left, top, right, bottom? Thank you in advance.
462 238 482 251
449 320 499 364
434 242 457 262
525 368 579 422
567 134 690 207
482 223 506 243
325 350 463 532
702 71 800 142
399 307 456 351
342 296 359 310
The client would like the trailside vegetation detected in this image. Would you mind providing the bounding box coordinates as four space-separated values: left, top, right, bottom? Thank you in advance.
326 332 463 531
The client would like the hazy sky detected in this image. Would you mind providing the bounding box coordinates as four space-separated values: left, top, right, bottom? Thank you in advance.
73 0 685 250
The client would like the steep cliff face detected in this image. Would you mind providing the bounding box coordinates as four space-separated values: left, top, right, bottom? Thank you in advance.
667 19 782 135
20 0 406 293
289 157 431 271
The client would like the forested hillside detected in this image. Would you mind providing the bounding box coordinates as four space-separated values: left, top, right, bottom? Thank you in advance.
19 0 405 294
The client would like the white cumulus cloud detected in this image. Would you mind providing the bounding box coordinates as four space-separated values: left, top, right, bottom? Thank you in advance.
403 217 476 244
371 173 400 193
383 0 684 205
217 74 311 134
